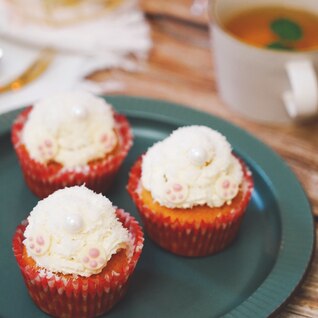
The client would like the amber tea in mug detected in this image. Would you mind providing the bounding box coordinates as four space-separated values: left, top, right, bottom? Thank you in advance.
209 0 318 123
222 6 318 51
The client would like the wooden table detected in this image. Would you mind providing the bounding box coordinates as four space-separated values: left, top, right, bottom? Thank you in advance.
91 0 318 316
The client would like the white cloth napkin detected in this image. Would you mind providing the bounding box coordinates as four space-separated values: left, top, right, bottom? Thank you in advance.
0 0 152 114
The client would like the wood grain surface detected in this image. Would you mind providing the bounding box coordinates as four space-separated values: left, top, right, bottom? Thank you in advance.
91 0 318 316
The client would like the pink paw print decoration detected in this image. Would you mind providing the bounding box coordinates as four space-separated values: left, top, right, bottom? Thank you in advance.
81 246 106 271
165 181 189 204
215 176 239 201
37 138 56 162
26 233 51 256
99 130 117 153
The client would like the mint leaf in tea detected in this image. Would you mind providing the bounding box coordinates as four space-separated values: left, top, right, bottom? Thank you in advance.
270 18 302 41
267 41 293 51
223 6 318 51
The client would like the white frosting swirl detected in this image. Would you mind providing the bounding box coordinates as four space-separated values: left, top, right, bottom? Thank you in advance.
22 91 117 168
23 186 131 277
141 126 243 208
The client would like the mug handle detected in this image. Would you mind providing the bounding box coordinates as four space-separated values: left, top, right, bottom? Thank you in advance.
283 60 318 120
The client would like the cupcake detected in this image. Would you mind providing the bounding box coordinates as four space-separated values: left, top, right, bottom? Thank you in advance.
11 91 133 198
12 185 144 318
127 125 253 257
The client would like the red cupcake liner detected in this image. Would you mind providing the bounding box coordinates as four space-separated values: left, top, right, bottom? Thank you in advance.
127 156 253 257
12 209 144 318
11 107 133 198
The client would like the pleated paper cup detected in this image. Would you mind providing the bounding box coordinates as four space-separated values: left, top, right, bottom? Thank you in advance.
127 156 253 257
11 107 133 198
12 209 144 318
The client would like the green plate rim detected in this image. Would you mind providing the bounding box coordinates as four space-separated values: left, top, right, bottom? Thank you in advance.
0 95 315 318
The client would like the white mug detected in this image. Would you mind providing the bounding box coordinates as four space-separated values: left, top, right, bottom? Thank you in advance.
209 0 318 123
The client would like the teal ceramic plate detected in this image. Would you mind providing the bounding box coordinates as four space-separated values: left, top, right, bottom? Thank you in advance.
0 96 315 318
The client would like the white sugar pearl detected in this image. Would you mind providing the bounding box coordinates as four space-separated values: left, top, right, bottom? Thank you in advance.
64 214 83 234
72 105 88 119
188 147 208 166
